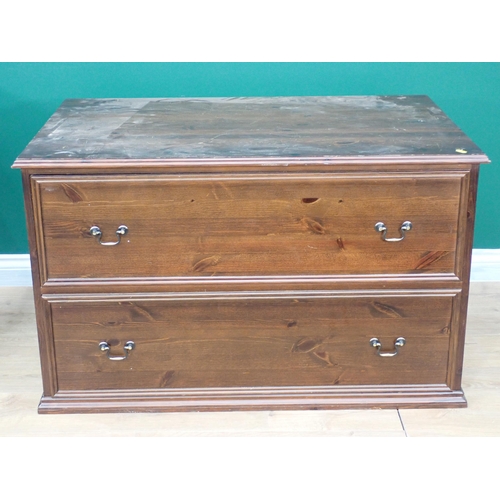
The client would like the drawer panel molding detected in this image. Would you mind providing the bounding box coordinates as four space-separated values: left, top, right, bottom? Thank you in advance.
32 172 466 283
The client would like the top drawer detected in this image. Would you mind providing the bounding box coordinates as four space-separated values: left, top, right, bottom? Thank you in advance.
32 173 463 283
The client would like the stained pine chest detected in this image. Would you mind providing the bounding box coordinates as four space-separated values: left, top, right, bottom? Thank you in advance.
13 96 489 413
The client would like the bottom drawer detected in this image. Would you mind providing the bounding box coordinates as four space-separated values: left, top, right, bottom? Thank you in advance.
49 292 456 392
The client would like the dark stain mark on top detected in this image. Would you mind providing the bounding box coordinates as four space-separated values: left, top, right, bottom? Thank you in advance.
60 183 85 203
301 217 326 235
415 251 449 270
370 301 403 318
287 320 298 328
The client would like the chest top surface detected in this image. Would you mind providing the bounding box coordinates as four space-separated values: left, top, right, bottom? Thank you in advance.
14 95 488 166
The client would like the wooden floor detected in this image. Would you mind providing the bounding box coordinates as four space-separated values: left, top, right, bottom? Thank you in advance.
1 283 499 437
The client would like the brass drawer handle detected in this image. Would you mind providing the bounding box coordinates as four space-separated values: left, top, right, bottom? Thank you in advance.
90 225 128 246
374 221 412 242
370 337 406 357
99 341 135 361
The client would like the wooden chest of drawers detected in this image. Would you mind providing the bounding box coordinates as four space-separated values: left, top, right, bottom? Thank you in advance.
13 96 489 413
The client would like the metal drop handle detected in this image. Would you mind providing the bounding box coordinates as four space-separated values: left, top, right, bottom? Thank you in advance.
99 341 135 361
374 221 412 242
370 337 406 357
90 225 128 246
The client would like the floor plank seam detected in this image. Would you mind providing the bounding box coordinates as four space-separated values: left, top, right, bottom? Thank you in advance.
397 410 408 437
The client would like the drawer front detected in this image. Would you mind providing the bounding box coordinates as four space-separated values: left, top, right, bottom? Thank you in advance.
34 173 462 281
50 293 455 391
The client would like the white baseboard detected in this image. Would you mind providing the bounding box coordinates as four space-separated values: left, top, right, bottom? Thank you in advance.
1 250 500 286
0 255 33 286
469 249 500 281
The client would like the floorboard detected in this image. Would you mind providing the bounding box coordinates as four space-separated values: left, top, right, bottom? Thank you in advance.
399 282 500 436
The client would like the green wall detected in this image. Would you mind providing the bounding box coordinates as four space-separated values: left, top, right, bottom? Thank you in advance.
1 63 499 253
